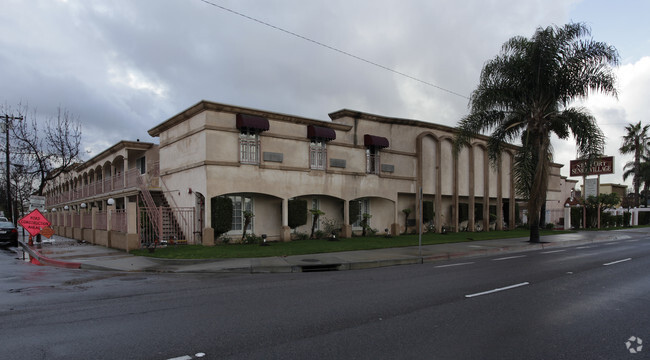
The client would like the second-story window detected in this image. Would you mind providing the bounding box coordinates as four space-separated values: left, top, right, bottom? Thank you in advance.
236 113 269 165
310 140 326 170
307 125 336 170
366 147 380 174
240 131 260 165
363 134 389 175
136 156 146 174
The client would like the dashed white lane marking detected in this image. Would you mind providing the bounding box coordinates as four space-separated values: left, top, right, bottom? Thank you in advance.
576 246 593 249
435 262 474 268
541 249 566 254
603 258 632 266
167 354 205 360
603 242 617 245
626 239 639 242
493 255 527 261
465 282 530 298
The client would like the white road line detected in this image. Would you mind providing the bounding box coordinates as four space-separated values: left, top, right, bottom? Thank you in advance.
465 282 530 298
576 246 593 249
541 249 566 254
167 356 192 360
435 262 474 268
626 239 639 243
603 242 617 245
603 258 632 266
493 255 527 261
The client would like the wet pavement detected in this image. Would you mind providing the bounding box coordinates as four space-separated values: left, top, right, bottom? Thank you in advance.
16 227 650 273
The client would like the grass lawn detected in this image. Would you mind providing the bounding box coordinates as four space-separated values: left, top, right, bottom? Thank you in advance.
130 229 573 259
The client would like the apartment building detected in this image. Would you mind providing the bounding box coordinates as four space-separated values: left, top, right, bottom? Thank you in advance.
43 100 566 249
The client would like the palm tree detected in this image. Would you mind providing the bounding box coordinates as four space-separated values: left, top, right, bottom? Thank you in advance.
455 23 618 243
619 121 649 207
624 153 650 206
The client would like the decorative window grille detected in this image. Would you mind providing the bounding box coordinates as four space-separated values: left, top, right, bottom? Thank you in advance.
240 132 260 164
366 148 380 174
310 141 327 170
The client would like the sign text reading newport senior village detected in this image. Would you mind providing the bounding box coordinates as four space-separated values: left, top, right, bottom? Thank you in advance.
569 156 614 176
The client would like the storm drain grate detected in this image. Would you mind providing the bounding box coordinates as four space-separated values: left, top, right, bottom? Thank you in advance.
300 264 341 272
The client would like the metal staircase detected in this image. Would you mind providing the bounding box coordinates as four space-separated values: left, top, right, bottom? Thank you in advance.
136 166 194 245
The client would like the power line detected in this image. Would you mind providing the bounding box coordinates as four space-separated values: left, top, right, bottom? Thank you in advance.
197 0 470 100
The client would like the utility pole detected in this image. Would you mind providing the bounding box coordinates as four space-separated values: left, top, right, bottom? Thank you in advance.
2 114 23 223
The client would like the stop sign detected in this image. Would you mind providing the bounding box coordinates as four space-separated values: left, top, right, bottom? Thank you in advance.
18 209 52 237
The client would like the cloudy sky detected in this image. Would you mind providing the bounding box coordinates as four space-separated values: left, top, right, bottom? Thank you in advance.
1 0 649 187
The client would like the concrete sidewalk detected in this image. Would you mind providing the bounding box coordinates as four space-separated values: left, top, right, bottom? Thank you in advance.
18 228 650 273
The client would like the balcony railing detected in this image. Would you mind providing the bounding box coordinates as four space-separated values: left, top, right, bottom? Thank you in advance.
44 163 160 207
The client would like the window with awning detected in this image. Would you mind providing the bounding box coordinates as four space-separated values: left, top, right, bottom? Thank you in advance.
363 134 389 148
236 114 269 132
307 125 336 141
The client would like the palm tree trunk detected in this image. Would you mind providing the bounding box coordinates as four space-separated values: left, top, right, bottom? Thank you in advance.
635 145 641 207
528 134 551 243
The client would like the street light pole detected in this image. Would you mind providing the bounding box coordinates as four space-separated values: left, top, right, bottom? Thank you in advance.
2 114 23 223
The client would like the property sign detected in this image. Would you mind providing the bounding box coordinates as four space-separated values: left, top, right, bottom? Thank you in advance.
29 195 46 211
18 209 52 237
569 156 614 176
585 178 598 198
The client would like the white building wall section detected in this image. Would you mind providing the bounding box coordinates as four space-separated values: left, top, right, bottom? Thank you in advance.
421 136 436 195
474 146 485 198
440 139 454 196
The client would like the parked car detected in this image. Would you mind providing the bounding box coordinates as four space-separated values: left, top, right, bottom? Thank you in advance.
0 221 18 247
0 216 8 222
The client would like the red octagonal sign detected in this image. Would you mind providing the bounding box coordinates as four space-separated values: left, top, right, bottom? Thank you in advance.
18 209 52 237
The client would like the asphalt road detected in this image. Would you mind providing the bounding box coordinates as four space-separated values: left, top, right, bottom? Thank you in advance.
1 234 649 360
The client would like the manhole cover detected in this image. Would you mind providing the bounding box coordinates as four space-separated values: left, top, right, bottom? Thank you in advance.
301 259 320 263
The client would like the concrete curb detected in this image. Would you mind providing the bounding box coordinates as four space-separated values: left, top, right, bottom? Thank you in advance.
19 241 82 269
16 229 643 273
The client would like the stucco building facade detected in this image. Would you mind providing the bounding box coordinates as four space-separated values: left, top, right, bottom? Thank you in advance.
43 100 568 248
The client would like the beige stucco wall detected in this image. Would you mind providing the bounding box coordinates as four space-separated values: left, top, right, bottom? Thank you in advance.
45 100 542 244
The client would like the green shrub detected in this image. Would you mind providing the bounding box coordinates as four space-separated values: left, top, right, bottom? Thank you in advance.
288 199 308 229
218 234 231 244
545 223 554 230
615 215 623 227
211 196 233 238
423 201 434 223
349 201 360 225
293 232 309 240
242 233 262 244
624 212 631 226
570 207 583 229
640 212 650 225
600 212 613 227
321 216 341 235
314 230 326 239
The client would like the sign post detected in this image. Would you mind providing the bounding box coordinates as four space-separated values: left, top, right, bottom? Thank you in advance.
569 156 615 229
29 195 46 212
18 209 52 245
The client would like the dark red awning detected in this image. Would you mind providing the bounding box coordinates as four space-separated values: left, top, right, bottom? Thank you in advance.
236 114 269 132
307 125 336 141
364 134 389 148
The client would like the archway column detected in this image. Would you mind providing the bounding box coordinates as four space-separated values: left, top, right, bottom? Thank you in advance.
280 198 291 242
341 199 352 238
468 145 475 231
496 156 504 231
202 195 214 246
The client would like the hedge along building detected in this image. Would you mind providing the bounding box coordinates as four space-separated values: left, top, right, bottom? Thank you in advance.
146 100 549 244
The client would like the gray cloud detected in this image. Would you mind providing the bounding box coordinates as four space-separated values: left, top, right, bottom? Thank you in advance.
0 0 646 193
